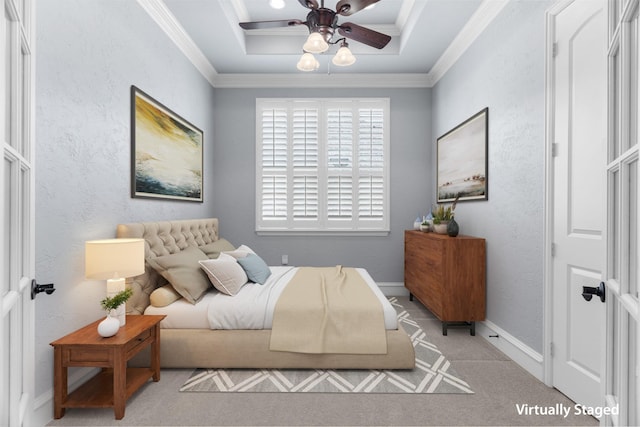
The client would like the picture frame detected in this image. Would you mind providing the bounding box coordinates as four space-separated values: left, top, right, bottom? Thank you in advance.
436 107 488 203
131 86 203 202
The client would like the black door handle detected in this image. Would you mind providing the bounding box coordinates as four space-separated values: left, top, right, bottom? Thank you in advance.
582 282 605 303
31 279 55 300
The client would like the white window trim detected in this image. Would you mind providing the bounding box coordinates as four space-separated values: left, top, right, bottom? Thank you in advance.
255 98 390 236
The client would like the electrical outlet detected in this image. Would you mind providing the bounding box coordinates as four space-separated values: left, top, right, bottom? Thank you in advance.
281 254 288 265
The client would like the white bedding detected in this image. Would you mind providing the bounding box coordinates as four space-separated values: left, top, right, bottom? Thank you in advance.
144 266 398 330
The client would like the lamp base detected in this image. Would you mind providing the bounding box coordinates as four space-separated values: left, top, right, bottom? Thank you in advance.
106 278 126 326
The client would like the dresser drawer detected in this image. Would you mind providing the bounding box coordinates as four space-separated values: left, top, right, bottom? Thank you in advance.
413 277 442 317
408 232 443 253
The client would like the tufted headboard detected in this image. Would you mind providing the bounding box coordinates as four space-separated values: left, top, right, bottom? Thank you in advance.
116 218 220 315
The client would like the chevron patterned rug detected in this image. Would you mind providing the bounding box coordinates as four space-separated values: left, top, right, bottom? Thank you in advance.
179 297 473 394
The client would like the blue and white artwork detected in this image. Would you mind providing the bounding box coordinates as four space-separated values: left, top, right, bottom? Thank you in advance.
437 108 488 203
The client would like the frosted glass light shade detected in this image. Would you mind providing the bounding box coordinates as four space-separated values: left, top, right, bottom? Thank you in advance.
332 45 356 66
303 32 329 53
269 0 285 9
297 52 320 71
85 238 145 280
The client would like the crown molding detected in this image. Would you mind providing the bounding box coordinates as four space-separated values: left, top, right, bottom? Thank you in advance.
428 0 509 85
136 0 218 86
229 0 249 23
140 0 508 89
213 73 432 89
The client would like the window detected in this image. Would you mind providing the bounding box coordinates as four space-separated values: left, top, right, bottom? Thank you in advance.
256 98 390 235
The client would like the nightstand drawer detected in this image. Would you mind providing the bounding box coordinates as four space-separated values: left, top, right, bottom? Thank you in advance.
64 346 113 367
125 328 152 358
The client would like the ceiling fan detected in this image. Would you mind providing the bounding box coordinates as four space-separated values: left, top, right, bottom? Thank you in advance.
239 0 392 50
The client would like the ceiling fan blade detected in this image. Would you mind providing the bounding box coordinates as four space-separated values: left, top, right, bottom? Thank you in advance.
239 19 304 30
335 0 380 16
337 22 391 49
298 0 319 9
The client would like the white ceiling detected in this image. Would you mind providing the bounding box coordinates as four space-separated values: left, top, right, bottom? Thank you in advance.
141 0 506 87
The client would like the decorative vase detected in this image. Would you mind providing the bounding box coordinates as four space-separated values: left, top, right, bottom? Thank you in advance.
433 222 449 234
447 218 459 237
97 310 120 338
413 217 422 230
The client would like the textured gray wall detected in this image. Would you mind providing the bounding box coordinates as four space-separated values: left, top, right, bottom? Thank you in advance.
35 0 215 397
212 88 432 282
432 0 553 353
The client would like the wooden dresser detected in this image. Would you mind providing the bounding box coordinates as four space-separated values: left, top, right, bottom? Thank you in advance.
404 230 486 335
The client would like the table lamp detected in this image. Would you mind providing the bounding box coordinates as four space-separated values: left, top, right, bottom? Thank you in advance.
85 238 145 326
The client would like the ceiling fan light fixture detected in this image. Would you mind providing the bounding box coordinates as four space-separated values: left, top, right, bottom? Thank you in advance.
269 0 285 9
303 32 329 53
297 52 319 71
332 42 356 66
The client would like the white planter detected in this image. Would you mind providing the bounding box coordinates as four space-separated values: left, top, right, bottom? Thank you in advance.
433 222 449 234
97 312 120 338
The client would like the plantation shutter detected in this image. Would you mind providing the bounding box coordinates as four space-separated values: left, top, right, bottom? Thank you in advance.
327 108 353 220
256 98 389 234
292 108 319 219
260 107 287 220
358 108 385 219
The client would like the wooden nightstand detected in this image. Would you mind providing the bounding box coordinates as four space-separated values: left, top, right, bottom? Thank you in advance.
50 314 165 420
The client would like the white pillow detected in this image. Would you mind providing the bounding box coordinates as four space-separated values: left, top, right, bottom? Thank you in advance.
199 253 248 296
224 244 255 259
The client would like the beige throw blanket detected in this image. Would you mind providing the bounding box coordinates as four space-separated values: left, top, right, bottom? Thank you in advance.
269 266 387 354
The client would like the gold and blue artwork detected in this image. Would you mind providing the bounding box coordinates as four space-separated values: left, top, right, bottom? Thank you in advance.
131 86 203 202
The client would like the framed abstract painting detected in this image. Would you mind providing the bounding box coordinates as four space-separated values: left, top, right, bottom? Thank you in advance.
131 86 203 202
436 108 488 203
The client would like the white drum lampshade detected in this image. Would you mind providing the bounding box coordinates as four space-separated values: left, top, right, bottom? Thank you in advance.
85 238 145 326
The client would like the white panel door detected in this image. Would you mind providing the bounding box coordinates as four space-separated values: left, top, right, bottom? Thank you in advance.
550 0 608 410
1 0 35 425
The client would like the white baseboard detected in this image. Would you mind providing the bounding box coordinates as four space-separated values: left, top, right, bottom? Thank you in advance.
378 282 409 297
477 319 544 381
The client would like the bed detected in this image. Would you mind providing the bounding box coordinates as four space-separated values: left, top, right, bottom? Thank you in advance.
118 218 415 369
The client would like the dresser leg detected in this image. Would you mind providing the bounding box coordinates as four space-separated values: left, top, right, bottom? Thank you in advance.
442 322 448 336
470 321 476 336
409 293 413 301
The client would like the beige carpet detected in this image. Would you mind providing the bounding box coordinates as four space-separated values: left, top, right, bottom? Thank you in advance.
46 297 599 426
179 297 473 394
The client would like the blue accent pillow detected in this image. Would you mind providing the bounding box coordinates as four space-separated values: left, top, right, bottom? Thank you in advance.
236 253 272 285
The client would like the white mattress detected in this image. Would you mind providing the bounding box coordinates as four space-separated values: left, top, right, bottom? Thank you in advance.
144 266 398 330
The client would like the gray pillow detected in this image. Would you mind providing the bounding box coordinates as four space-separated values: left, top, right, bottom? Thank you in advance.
146 246 210 304
237 253 272 285
199 238 236 259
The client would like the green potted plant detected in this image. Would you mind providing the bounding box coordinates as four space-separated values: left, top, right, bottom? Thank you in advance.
97 288 133 337
432 196 459 234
